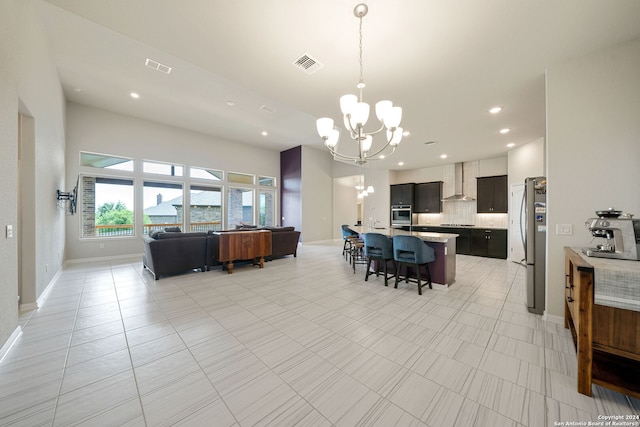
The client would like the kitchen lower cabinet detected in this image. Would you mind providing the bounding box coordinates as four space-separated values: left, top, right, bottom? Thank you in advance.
408 226 505 258
471 229 507 259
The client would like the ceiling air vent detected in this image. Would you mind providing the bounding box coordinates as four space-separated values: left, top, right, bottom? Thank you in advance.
293 53 323 75
259 105 277 113
145 58 172 74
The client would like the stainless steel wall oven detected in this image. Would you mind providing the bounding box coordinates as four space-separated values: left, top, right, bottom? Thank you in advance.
391 205 412 226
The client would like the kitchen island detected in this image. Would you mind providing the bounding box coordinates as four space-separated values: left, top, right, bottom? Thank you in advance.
354 226 458 287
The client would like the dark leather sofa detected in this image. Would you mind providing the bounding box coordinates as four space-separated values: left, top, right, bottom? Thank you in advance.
261 226 301 258
142 226 301 279
142 231 208 280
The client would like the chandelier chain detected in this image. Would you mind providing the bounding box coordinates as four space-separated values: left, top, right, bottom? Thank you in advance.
358 14 364 91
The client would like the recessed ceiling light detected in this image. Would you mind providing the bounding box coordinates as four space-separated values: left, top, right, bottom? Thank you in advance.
499 128 511 134
440 154 448 159
402 130 410 137
130 92 140 99
226 101 236 107
261 131 268 136
398 161 404 166
73 87 82 92
489 106 502 114
379 155 385 159
506 142 515 148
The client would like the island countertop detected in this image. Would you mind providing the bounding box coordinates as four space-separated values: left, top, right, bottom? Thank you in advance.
352 226 458 243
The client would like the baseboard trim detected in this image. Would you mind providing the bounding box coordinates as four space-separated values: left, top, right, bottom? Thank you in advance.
65 253 143 264
544 312 564 324
0 326 23 365
18 302 38 312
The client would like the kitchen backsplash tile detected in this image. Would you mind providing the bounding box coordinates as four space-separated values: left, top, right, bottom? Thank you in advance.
415 203 508 228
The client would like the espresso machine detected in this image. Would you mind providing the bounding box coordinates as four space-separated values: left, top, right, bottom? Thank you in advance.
583 217 640 260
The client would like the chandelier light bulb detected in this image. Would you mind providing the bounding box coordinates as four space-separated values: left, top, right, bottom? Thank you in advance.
340 94 358 115
362 135 373 152
326 129 340 148
366 185 375 193
387 127 403 146
352 102 370 127
375 100 392 121
316 117 334 137
384 106 402 129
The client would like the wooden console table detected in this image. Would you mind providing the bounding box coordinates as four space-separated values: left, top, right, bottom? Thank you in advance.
212 230 272 274
564 247 640 398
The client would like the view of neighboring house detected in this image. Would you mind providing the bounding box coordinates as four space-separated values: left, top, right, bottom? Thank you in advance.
144 192 224 231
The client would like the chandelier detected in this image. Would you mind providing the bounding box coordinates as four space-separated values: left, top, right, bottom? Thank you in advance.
316 3 403 166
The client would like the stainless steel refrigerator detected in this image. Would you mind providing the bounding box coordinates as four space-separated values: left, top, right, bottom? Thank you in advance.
521 177 547 315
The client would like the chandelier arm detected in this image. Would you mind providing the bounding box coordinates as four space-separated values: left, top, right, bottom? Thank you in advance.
325 145 366 163
367 141 396 159
362 120 386 136
343 114 359 137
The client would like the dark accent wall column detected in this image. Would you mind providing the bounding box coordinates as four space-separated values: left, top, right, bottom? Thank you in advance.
280 146 302 233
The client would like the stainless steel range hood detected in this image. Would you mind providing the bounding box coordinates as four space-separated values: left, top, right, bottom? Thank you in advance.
442 162 475 201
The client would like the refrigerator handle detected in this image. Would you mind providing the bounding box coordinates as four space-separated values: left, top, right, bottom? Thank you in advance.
519 186 527 263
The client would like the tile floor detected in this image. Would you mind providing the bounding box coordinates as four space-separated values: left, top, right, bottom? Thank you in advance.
1 241 638 426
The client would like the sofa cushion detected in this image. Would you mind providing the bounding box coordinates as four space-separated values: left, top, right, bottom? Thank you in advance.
164 226 182 232
149 230 162 239
263 226 295 232
235 224 257 230
157 231 206 239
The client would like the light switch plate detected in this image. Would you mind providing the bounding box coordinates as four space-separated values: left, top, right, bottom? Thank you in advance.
556 224 573 235
6 225 13 238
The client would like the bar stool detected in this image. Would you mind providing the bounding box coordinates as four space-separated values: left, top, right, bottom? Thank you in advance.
392 235 436 295
350 237 367 273
363 233 395 286
341 224 359 261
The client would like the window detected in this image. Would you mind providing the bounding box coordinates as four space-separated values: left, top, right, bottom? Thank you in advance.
258 176 276 187
190 185 222 232
228 172 254 185
190 167 223 181
143 161 183 177
81 176 134 238
227 187 253 228
80 152 134 171
143 182 183 234
258 189 276 227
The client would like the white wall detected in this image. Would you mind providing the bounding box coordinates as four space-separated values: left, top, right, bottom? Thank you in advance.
507 137 545 186
0 0 67 346
65 103 281 260
546 37 640 318
301 146 333 242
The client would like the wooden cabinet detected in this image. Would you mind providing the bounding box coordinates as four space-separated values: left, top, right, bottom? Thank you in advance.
414 181 443 213
564 247 640 398
471 228 507 258
435 227 471 255
212 230 272 274
476 175 508 213
390 183 415 206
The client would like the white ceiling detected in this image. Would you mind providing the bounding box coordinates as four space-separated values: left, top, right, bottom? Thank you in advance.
39 0 640 170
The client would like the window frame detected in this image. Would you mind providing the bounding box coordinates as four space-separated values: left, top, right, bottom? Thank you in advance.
79 174 137 240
